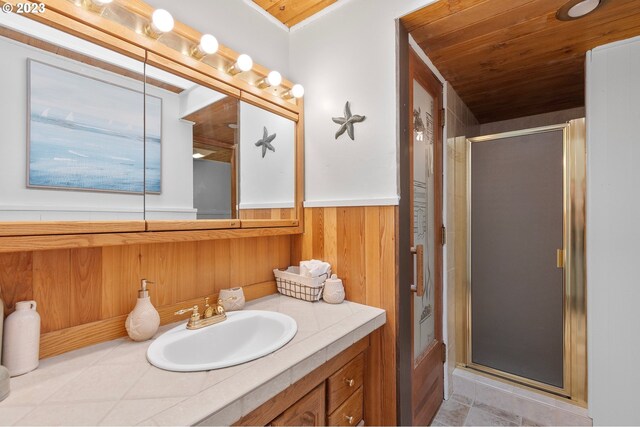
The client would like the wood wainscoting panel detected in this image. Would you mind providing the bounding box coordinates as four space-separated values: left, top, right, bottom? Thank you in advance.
0 235 292 358
292 206 398 426
0 252 33 314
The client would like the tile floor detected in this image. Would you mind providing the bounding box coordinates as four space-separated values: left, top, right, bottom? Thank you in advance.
431 393 587 426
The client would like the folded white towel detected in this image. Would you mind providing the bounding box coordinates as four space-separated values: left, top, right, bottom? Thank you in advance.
299 259 331 278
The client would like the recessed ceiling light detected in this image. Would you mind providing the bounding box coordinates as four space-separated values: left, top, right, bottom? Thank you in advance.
557 0 605 21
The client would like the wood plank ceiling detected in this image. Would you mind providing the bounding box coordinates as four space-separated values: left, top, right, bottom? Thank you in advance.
253 0 337 27
401 0 640 123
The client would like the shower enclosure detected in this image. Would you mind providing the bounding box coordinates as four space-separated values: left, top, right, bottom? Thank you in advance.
464 119 586 403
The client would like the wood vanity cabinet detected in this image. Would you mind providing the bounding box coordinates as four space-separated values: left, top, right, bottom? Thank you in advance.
236 338 368 427
271 383 326 426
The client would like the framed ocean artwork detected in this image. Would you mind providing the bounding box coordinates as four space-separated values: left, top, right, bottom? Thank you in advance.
27 59 162 194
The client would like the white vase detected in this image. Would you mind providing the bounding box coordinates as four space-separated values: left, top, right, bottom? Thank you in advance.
323 274 345 304
219 287 245 311
2 301 40 377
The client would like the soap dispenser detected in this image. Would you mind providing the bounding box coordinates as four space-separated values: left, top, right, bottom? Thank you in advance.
125 279 160 342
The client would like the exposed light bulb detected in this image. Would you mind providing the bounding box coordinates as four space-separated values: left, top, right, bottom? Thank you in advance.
267 71 282 87
257 70 283 89
145 9 174 38
227 54 253 75
191 34 218 59
284 84 304 99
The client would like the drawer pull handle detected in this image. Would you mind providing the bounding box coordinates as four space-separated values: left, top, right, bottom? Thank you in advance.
345 378 355 387
345 415 354 424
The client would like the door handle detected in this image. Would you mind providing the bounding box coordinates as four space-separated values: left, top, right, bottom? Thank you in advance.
410 245 424 297
557 249 565 269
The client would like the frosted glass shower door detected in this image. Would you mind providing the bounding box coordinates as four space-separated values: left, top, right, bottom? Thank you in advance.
469 127 565 390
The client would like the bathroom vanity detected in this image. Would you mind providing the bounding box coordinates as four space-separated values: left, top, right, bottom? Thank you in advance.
0 295 385 426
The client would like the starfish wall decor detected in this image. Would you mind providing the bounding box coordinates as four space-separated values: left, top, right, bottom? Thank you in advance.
254 126 276 158
332 101 366 140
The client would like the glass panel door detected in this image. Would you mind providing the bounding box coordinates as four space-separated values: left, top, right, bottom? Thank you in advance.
412 81 436 362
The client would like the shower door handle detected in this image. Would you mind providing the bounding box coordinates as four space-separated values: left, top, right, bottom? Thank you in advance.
557 249 565 269
410 245 424 297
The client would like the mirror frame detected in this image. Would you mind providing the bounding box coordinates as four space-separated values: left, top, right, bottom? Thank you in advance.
0 0 304 250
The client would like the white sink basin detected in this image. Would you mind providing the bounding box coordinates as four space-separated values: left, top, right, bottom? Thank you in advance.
147 310 297 372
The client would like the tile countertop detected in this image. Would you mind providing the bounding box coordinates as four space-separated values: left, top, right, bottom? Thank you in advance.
0 295 386 426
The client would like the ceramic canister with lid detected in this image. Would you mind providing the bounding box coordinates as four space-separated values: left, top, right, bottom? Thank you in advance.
323 274 345 304
2 301 40 377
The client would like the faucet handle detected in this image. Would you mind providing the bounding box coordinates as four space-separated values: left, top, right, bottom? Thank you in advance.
175 305 200 320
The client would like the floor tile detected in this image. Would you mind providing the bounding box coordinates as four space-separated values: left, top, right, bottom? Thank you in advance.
464 407 517 426
473 401 521 424
433 399 471 426
451 393 474 406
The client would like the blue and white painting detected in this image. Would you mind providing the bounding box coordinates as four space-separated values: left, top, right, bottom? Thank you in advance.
28 59 162 194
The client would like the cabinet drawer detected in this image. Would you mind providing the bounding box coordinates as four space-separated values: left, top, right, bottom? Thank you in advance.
327 386 363 426
327 353 364 413
271 383 326 426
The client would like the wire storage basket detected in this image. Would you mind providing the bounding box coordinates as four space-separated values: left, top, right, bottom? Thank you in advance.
273 267 331 302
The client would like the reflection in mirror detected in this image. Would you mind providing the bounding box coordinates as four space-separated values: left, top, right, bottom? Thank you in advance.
0 12 145 222
238 102 296 220
144 65 238 220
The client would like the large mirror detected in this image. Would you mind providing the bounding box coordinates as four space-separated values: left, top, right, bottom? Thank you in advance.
0 11 298 234
143 59 297 226
238 102 296 221
142 63 237 222
0 12 145 226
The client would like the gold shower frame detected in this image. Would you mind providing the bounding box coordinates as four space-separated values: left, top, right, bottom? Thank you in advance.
462 119 587 405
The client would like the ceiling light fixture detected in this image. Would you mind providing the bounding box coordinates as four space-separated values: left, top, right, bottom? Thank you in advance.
190 34 218 59
193 152 205 159
257 71 282 89
144 9 174 39
556 0 604 21
283 84 304 99
227 54 253 75
83 0 112 12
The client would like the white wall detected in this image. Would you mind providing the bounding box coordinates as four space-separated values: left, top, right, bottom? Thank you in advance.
0 34 147 221
239 102 295 209
193 159 231 219
586 35 640 426
289 0 436 207
145 0 290 76
143 85 196 220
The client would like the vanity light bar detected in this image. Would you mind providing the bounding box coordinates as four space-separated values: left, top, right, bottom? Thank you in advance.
190 34 219 60
81 3 303 99
83 0 112 12
144 9 174 39
227 54 253 75
283 84 305 99
257 70 282 89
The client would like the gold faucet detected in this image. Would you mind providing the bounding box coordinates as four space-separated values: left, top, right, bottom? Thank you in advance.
174 296 237 330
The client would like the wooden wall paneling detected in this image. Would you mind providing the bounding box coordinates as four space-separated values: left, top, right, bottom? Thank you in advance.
195 240 217 297
293 206 398 425
101 244 141 319
337 208 366 304
32 250 71 333
172 242 199 304
230 239 248 287
213 239 232 291
69 248 102 327
40 279 278 359
0 252 33 315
